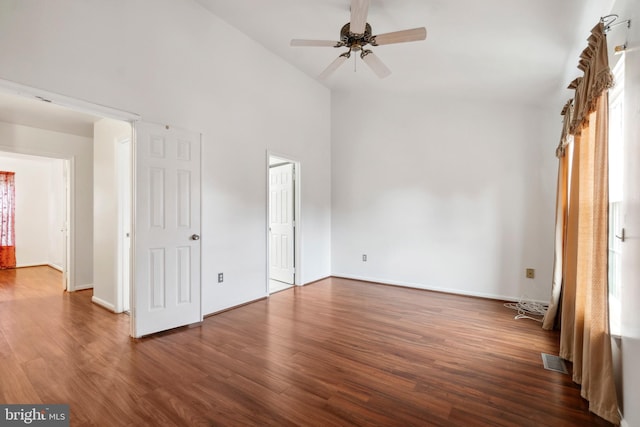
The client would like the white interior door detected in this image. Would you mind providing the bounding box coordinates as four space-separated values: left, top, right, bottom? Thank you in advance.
133 122 201 338
269 163 295 284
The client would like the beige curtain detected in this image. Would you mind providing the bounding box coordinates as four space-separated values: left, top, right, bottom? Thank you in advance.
542 101 571 330
542 22 619 425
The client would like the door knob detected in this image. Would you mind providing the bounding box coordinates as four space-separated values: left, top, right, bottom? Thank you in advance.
191 234 200 241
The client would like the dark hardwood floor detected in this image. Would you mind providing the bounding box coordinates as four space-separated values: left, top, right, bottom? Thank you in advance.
0 267 613 426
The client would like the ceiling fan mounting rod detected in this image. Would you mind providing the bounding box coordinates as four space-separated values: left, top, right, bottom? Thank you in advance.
339 22 374 50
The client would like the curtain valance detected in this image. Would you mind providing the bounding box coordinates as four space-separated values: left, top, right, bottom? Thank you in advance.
567 23 613 136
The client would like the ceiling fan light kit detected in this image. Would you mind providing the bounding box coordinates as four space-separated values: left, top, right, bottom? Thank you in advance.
291 0 427 80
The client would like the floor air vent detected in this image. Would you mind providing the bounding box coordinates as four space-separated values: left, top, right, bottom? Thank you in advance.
541 353 568 374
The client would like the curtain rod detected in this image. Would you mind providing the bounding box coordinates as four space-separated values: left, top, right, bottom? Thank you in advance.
601 14 631 33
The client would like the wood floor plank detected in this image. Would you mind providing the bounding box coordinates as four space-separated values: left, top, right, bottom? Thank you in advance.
0 354 42 404
0 268 614 426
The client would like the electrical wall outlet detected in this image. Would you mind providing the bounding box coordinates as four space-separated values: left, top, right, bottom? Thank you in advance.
218 272 224 283
526 268 535 279
362 254 367 262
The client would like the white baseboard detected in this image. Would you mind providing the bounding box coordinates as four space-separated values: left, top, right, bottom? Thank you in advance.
73 284 94 291
15 263 64 272
331 273 548 304
48 263 63 271
205 295 268 317
16 263 49 268
91 295 115 312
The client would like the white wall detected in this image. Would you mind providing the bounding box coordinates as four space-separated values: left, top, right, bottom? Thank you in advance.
93 118 131 311
0 122 93 288
331 91 557 302
47 159 65 269
608 0 640 425
0 0 331 314
0 153 64 268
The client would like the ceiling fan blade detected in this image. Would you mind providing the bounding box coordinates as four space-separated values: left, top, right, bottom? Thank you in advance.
361 51 391 79
372 27 427 45
318 55 348 80
291 39 341 47
350 0 370 34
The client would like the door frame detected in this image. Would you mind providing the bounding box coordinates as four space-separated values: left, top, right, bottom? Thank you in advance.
62 157 72 291
116 136 132 313
266 152 301 292
0 79 140 121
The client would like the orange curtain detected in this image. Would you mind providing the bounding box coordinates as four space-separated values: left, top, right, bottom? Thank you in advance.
542 22 619 424
0 171 16 269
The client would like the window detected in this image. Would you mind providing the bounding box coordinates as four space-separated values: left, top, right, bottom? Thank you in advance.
608 55 624 337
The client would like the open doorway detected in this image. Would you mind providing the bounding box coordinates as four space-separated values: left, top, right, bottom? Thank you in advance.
92 118 133 315
0 81 137 330
267 154 300 294
0 152 69 288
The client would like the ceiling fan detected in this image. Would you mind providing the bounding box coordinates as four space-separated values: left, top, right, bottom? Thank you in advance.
291 0 427 80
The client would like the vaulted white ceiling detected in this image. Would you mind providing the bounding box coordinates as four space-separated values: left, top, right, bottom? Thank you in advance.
0 0 616 138
195 0 614 105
